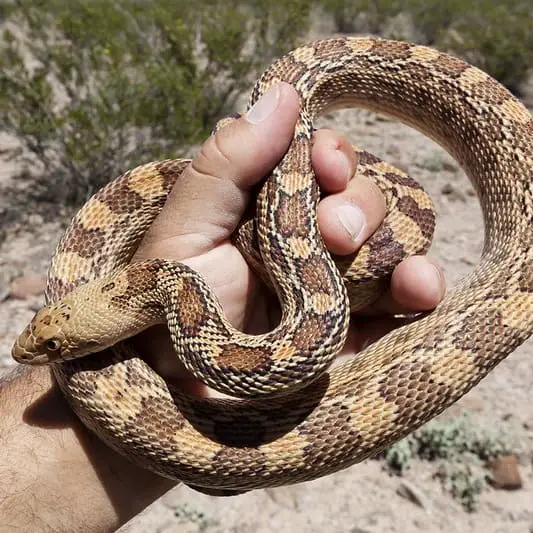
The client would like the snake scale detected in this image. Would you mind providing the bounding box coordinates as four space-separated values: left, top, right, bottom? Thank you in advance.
12 37 533 493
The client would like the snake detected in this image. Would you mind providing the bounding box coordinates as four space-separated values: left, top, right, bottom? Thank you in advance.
11 37 533 493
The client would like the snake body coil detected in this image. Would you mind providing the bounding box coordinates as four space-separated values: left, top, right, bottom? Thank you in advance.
12 37 533 492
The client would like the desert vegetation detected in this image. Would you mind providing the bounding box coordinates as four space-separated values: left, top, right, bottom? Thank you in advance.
0 0 531 214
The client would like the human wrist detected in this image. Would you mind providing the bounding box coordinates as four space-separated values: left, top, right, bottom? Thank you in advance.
0 366 176 532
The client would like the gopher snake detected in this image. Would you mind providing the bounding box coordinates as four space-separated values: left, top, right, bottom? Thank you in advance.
12 37 533 492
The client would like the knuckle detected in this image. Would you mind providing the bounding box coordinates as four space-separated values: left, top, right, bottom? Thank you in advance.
350 176 386 212
192 133 234 181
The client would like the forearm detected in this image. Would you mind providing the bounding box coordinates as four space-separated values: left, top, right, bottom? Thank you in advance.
0 366 175 532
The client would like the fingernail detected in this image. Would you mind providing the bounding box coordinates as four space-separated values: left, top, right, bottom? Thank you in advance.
337 204 366 243
245 84 281 124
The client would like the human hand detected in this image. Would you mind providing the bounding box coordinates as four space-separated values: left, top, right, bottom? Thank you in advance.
133 82 445 396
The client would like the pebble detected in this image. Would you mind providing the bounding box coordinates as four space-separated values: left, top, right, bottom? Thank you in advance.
489 456 523 490
441 183 466 202
396 479 432 511
523 419 533 431
9 273 46 299
441 160 459 172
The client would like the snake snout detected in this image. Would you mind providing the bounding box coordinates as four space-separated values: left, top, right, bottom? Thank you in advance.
11 325 50 365
12 325 36 363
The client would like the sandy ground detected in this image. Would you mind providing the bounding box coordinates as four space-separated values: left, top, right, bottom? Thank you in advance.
1 72 533 533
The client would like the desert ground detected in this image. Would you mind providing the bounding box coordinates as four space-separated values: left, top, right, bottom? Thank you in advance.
1 31 532 533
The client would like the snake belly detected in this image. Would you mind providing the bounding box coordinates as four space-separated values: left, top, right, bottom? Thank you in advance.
35 37 533 490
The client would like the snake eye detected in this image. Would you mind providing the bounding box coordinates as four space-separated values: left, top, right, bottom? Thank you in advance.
45 339 61 352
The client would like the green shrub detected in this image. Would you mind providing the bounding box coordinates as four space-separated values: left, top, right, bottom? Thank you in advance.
384 436 414 473
405 0 466 44
439 0 533 94
318 0 402 34
318 0 533 94
1 0 531 215
0 0 310 207
174 503 217 532
385 413 515 510
446 466 485 512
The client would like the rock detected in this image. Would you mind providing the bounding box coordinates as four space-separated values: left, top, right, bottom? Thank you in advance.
489 456 523 490
441 183 466 202
386 144 401 158
460 256 476 266
9 273 46 299
441 160 459 172
396 479 432 511
442 183 454 194
522 419 533 431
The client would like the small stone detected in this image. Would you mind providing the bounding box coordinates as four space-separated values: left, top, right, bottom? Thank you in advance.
441 160 459 172
522 419 533 431
386 144 401 158
442 160 459 172
9 273 46 299
442 183 454 195
489 456 523 490
0 287 9 302
460 257 476 266
396 479 432 511
441 183 467 201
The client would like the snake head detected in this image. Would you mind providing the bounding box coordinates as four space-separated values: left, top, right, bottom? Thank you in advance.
12 304 72 365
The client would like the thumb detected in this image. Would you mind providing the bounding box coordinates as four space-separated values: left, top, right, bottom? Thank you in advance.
136 82 300 261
